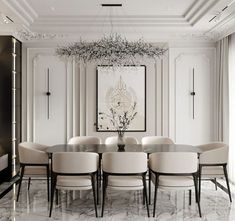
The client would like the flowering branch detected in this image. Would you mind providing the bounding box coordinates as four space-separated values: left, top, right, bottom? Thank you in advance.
98 102 137 134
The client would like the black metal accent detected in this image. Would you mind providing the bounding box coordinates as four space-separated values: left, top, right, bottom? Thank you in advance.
153 174 159 217
46 68 51 119
191 68 195 119
193 174 202 217
189 190 192 205
101 4 122 7
149 170 151 205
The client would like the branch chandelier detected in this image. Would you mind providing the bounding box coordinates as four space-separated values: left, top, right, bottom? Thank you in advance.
56 3 166 66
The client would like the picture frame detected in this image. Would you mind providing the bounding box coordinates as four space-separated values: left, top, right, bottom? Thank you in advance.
96 65 146 132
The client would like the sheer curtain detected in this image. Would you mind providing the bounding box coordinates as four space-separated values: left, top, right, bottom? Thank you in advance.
216 37 229 143
229 33 235 183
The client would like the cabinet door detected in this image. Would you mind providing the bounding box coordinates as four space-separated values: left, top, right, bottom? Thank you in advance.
34 55 67 145
174 53 213 145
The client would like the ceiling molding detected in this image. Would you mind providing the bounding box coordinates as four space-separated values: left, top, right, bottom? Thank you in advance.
185 0 220 25
2 0 37 26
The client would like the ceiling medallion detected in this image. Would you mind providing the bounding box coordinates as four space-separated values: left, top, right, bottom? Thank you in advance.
56 34 166 66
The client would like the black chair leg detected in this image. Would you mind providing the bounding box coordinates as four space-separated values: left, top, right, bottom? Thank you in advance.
101 175 107 217
49 174 57 217
46 165 50 202
193 174 202 217
149 171 151 205
143 189 145 205
189 190 192 205
214 178 217 190
91 174 98 217
153 174 158 217
223 165 232 202
142 175 150 217
27 177 31 190
56 189 59 205
198 165 202 201
96 171 99 205
17 165 25 202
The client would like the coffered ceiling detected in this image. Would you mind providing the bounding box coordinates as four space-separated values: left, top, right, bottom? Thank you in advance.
0 0 235 42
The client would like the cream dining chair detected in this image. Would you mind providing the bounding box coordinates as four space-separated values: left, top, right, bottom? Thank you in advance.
68 136 101 145
141 136 174 204
49 152 99 217
101 152 149 217
17 142 50 202
141 136 174 145
68 136 101 204
105 136 138 145
149 152 201 217
197 142 232 202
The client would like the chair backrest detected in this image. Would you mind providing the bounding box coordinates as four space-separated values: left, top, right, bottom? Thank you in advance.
149 152 198 174
141 136 174 145
68 136 101 145
18 142 49 164
102 152 147 174
105 136 138 145
197 142 228 164
52 152 99 174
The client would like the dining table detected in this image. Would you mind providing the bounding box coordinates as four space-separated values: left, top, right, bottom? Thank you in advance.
46 143 202 155
46 143 203 204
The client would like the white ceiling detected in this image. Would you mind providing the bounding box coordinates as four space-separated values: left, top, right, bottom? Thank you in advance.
0 0 235 42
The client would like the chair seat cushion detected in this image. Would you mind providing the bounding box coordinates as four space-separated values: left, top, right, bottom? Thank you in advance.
201 166 224 178
56 176 92 190
152 174 194 190
24 166 48 176
107 176 143 190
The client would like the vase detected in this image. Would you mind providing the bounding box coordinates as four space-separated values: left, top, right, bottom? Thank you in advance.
117 133 125 151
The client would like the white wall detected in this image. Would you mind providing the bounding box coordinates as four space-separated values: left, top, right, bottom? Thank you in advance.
169 47 216 145
22 43 216 145
23 47 169 145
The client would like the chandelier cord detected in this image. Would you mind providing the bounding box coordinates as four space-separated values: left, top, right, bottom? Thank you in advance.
109 7 114 35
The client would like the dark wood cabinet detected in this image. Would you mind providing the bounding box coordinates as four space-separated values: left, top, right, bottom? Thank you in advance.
0 36 21 183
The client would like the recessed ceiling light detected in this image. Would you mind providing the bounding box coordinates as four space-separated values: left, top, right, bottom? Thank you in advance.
209 0 235 22
1 13 14 24
51 6 55 11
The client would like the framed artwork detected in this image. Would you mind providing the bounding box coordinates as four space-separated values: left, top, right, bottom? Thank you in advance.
96 65 146 132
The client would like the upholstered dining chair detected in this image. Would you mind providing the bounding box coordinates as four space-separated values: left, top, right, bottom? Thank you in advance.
105 136 138 145
141 136 174 145
68 136 101 145
101 152 149 217
68 136 101 203
197 142 232 202
141 136 174 204
49 152 99 217
17 142 50 202
149 152 201 217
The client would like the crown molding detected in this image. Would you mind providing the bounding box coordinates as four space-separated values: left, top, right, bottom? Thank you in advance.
205 11 235 41
185 0 219 25
2 0 37 26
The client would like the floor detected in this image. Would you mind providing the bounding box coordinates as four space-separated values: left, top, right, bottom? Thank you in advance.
0 179 234 221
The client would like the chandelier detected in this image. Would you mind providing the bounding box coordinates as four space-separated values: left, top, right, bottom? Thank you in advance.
56 4 166 66
56 34 166 66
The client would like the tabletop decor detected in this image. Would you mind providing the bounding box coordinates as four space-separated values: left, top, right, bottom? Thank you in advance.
99 103 137 151
56 34 166 66
96 66 146 132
